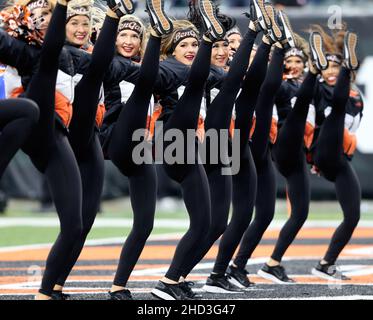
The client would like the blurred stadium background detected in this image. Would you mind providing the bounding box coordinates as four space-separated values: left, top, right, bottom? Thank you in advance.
0 0 372 211
0 0 372 300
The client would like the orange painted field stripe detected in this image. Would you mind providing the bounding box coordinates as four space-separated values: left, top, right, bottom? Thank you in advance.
262 227 373 239
4 271 373 284
0 289 109 294
0 227 371 261
0 276 29 285
1 274 373 295
0 264 168 272
0 244 371 261
250 244 370 258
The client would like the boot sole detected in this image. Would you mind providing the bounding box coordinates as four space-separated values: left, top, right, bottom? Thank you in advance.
279 11 295 48
257 270 295 285
254 0 271 30
147 0 172 34
202 284 243 294
346 32 358 70
151 289 177 300
122 0 135 14
227 275 254 290
310 32 328 70
265 4 282 40
200 0 224 38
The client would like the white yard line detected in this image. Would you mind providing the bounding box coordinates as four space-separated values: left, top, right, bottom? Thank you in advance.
345 247 373 256
0 218 190 228
2 218 373 229
0 233 184 252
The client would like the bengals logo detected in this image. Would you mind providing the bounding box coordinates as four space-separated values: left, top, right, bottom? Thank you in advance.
27 0 50 11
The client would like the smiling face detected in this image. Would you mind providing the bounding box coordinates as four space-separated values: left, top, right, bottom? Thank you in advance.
321 61 341 86
66 15 90 47
116 29 142 58
173 37 199 65
284 55 305 79
29 6 52 37
211 40 229 67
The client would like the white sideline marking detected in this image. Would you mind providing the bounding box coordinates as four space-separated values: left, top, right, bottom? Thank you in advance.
0 218 190 228
3 275 373 291
0 233 184 252
1 293 373 300
2 217 373 229
345 246 373 256
340 266 373 277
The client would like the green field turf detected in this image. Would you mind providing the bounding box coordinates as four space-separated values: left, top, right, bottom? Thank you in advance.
0 226 185 247
2 199 373 220
0 199 372 247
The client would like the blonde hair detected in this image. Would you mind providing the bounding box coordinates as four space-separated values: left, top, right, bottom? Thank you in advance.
160 20 199 61
117 14 146 58
293 32 310 59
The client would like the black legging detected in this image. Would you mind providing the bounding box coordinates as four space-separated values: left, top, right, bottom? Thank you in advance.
269 72 317 262
235 42 272 154
251 47 285 163
0 98 39 179
20 3 83 297
107 35 160 287
55 134 104 287
230 43 276 269
233 47 283 271
55 15 119 288
69 16 119 154
314 67 361 264
234 151 276 269
181 37 270 278
204 29 258 171
213 43 275 275
156 39 212 282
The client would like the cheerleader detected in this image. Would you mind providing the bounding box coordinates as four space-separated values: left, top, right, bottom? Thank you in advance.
311 26 361 280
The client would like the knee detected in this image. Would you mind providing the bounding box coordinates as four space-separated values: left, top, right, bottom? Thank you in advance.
133 221 154 242
81 223 94 238
22 99 40 125
231 217 252 234
209 222 227 241
109 148 133 175
253 215 273 231
314 152 336 174
313 146 327 163
73 223 83 239
343 213 360 229
289 211 308 228
191 219 210 238
298 214 308 226
62 223 83 242
199 220 211 236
